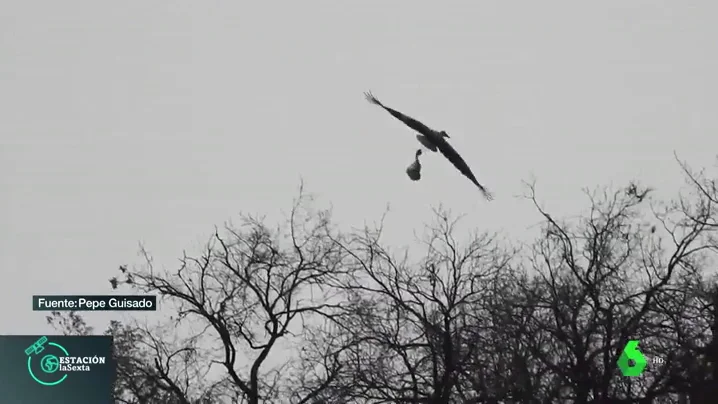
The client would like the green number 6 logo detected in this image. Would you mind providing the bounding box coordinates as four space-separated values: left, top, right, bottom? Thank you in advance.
617 340 647 376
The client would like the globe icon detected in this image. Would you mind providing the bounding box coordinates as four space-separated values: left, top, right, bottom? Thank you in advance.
40 354 60 374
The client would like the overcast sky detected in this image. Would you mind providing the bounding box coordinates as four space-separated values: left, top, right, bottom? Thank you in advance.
2 1 717 334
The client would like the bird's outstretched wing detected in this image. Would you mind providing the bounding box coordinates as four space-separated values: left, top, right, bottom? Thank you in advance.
435 139 493 200
364 91 435 137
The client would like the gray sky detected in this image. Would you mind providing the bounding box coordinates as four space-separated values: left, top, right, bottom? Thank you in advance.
2 1 717 334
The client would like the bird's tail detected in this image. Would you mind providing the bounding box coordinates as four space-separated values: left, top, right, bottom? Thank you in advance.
364 91 383 107
476 183 494 201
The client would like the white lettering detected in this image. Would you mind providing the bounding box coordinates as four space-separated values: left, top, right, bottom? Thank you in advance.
59 364 90 372
109 297 154 309
37 298 76 309
77 298 105 310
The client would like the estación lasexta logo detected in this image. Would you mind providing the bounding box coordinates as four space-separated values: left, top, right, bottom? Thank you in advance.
25 336 70 386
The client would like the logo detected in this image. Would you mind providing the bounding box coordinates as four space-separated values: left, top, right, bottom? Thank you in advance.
24 336 107 386
617 339 647 377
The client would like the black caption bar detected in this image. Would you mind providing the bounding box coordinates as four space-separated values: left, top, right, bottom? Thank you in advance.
33 295 157 311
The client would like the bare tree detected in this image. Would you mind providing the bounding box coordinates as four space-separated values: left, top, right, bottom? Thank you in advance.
462 161 718 403
45 311 201 404
109 188 346 403
303 207 515 404
661 154 718 402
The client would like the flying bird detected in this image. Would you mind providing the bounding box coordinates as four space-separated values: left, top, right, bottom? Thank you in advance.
364 91 493 200
406 149 423 181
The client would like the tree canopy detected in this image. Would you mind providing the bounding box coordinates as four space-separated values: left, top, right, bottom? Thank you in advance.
48 157 718 403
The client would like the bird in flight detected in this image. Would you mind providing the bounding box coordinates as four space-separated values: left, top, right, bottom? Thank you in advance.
406 149 423 181
364 91 493 200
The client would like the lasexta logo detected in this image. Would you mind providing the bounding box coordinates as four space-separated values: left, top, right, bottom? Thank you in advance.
617 339 647 376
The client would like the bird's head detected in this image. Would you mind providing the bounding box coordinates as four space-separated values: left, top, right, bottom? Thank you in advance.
416 149 423 157
439 130 450 138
